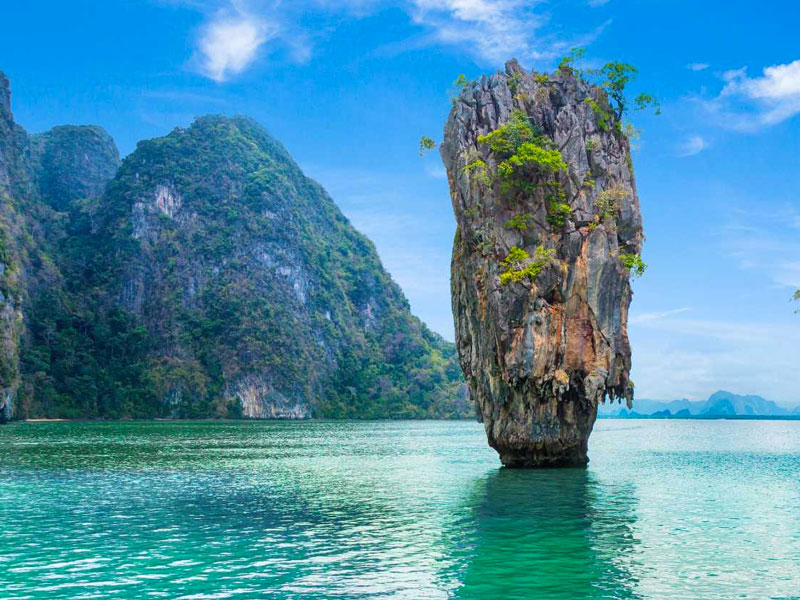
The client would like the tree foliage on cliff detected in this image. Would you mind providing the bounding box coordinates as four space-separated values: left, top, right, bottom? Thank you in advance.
559 50 661 128
499 245 556 285
476 110 567 193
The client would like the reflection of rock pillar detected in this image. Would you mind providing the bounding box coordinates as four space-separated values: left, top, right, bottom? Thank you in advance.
443 59 642 467
449 469 641 599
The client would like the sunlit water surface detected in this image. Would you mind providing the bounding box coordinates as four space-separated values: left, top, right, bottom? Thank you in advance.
1 419 799 599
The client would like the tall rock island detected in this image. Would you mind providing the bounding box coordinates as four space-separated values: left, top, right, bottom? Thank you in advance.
442 60 644 466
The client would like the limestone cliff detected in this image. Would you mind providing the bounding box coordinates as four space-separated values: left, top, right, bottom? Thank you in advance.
78 115 465 420
0 69 467 420
442 60 643 466
0 73 26 421
0 71 121 421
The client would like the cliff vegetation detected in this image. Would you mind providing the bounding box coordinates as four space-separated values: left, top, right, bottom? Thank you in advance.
0 73 468 421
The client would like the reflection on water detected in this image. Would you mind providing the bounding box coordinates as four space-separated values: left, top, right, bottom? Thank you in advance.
451 469 641 600
1 420 800 599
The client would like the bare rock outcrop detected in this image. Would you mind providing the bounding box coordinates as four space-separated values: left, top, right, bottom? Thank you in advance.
442 60 643 467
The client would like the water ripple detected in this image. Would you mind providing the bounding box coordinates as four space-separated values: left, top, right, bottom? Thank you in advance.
1 420 799 599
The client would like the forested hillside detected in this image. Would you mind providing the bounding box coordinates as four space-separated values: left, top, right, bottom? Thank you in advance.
0 72 468 421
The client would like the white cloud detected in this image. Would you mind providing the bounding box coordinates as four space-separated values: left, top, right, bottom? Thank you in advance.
197 11 273 81
717 204 800 289
408 0 607 65
630 308 800 404
632 315 773 343
629 307 692 324
676 134 708 157
408 0 546 64
699 59 800 130
629 199 800 405
725 60 800 100
179 0 609 80
631 331 800 404
687 62 709 71
725 59 800 124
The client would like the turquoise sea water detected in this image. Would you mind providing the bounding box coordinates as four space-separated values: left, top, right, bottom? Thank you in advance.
1 420 799 600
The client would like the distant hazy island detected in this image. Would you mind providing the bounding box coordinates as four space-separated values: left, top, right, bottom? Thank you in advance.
599 390 800 419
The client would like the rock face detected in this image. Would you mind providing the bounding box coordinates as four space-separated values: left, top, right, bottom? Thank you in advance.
30 125 120 211
0 72 121 422
0 73 33 422
442 60 643 466
0 70 467 420
77 115 465 420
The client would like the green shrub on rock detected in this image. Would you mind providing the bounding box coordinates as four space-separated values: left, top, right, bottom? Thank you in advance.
419 136 436 156
546 202 571 228
620 253 647 277
505 213 534 231
499 245 556 285
477 110 566 193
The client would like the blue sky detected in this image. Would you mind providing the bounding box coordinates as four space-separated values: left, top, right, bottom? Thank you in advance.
2 0 800 404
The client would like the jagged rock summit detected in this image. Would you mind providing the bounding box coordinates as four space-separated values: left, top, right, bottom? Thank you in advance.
442 59 644 466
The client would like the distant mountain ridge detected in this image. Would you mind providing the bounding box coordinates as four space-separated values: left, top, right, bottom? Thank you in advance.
600 390 800 418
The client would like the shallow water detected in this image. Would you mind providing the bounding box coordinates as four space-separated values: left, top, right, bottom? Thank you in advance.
1 419 799 599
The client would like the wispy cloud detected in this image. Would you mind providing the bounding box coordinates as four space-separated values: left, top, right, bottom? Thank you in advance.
174 0 610 81
629 307 692 324
631 336 800 403
632 315 773 343
630 308 800 403
676 134 708 157
629 198 800 405
717 204 800 289
407 0 587 65
698 58 800 131
687 62 709 71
